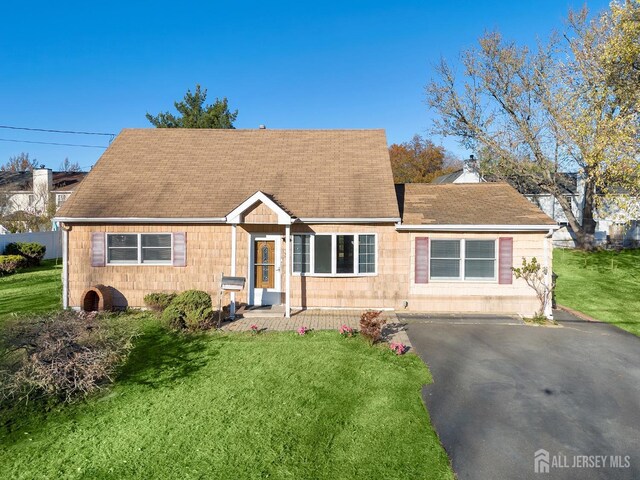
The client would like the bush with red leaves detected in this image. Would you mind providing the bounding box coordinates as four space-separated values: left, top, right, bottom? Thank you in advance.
359 310 386 345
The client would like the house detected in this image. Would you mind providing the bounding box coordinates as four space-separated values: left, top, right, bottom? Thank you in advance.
54 129 556 318
0 168 86 232
434 159 640 248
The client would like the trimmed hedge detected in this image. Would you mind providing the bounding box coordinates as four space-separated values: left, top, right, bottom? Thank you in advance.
4 242 46 267
161 290 215 331
143 292 177 312
0 255 28 276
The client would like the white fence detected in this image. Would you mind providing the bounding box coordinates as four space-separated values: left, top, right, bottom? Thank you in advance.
0 231 62 259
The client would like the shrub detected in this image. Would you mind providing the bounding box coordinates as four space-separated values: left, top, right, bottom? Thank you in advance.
0 255 27 276
4 242 46 266
297 326 309 336
143 292 177 312
359 311 386 345
161 290 216 332
0 311 137 404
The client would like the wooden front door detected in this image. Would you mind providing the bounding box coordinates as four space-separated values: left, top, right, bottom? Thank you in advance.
254 240 275 289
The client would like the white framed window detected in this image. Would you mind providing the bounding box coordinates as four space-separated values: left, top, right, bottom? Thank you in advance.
56 193 70 207
429 239 496 281
106 233 172 265
292 233 377 276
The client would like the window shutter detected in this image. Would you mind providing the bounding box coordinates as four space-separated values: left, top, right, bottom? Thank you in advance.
173 232 187 267
91 232 105 267
415 237 429 284
498 237 513 284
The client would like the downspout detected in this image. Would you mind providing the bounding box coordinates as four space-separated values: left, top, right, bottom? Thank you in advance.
61 224 70 309
230 224 237 319
544 228 554 319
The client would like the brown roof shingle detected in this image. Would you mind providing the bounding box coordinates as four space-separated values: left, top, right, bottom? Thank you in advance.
400 183 556 225
57 129 400 220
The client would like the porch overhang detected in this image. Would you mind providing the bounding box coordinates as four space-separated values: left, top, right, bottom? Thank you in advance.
225 191 293 225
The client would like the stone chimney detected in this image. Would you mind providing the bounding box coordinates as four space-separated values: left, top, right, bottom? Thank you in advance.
32 167 53 197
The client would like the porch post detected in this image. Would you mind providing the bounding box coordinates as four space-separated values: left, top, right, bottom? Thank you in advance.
62 227 69 309
230 223 237 319
285 224 291 318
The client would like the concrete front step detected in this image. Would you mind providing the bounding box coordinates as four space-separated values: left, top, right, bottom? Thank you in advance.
239 305 285 318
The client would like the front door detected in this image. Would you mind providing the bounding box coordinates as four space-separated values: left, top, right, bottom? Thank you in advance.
252 237 281 305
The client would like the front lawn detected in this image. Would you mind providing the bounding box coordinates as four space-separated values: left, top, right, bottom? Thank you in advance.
0 259 61 323
0 316 453 479
554 248 640 337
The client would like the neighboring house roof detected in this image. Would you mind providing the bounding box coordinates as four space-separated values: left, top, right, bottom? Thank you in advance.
431 170 463 184
56 129 400 220
0 170 87 192
399 183 556 225
52 172 87 192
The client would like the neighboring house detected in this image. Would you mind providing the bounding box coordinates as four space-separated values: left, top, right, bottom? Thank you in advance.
433 159 640 248
0 168 86 232
55 129 556 318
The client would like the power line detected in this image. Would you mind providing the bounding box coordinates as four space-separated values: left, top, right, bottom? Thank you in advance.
0 124 115 137
0 138 107 148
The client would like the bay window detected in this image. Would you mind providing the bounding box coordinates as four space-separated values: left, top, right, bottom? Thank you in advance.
292 233 376 276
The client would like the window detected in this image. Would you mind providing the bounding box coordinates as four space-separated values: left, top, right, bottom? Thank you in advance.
292 234 376 276
429 239 496 281
293 235 310 273
56 194 70 207
464 240 495 279
106 233 172 265
358 234 375 273
430 240 461 279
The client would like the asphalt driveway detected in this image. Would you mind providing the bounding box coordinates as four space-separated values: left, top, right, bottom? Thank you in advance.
402 311 640 480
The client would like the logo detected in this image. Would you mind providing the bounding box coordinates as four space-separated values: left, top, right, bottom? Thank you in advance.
535 449 550 474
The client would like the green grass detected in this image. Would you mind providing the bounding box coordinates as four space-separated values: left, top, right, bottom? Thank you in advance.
554 248 640 337
0 259 62 323
0 317 453 480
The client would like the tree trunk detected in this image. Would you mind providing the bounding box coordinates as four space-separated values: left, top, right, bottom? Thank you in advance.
555 177 597 250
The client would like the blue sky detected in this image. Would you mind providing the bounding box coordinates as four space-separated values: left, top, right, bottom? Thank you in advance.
0 0 610 170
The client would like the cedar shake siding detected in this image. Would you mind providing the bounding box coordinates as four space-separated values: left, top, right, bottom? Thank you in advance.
59 129 556 318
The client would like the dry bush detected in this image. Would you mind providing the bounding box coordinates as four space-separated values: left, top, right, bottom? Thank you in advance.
0 311 137 404
359 311 386 345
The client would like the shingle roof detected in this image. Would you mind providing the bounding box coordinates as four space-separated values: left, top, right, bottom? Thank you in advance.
0 171 86 191
400 183 556 225
431 170 463 184
57 129 400 220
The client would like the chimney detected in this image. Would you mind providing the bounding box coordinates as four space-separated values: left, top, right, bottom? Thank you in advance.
259 124 266 129
463 154 476 175
32 167 53 196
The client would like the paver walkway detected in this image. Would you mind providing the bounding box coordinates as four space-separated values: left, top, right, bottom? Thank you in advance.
221 309 411 346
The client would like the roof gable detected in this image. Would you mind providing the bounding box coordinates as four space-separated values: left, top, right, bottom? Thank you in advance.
57 129 400 221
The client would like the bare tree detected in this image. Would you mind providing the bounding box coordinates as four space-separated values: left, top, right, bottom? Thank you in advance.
1 153 38 172
59 158 82 172
426 2 640 249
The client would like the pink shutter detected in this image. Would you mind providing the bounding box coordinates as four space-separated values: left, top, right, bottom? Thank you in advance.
499 237 513 284
91 232 105 267
415 237 429 284
173 232 187 267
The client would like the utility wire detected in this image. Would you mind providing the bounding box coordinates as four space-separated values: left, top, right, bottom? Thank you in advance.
0 124 115 137
0 138 107 148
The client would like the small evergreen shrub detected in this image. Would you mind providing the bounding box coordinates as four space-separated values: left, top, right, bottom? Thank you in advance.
0 255 27 275
359 311 386 345
161 290 216 331
4 242 46 266
143 292 177 312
